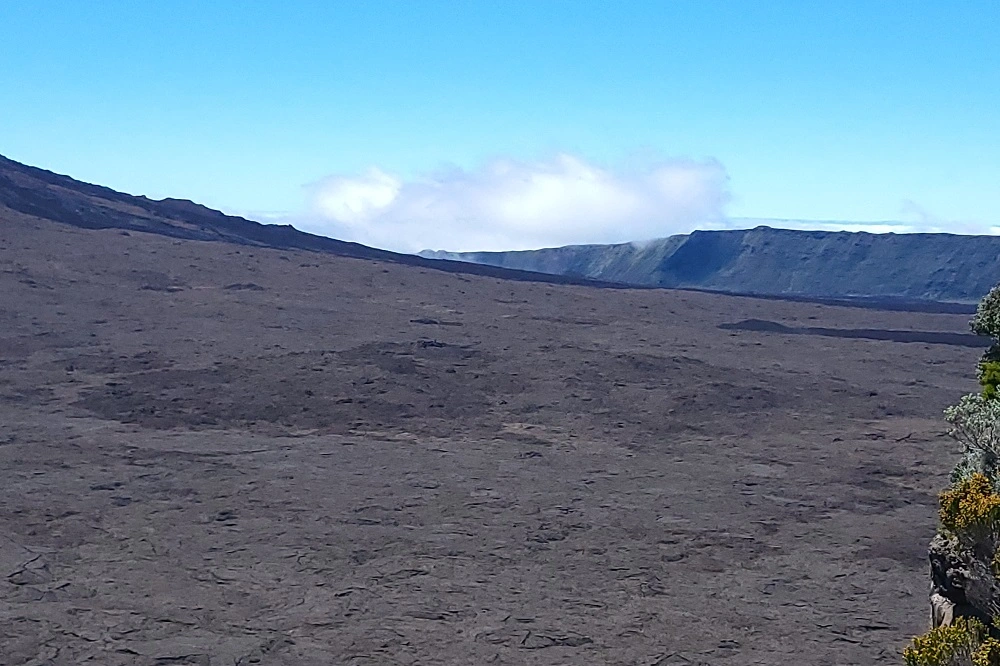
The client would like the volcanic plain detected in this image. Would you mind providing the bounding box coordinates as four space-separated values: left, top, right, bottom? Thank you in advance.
0 211 987 665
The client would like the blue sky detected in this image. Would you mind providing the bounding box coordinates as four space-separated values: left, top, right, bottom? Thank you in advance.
2 1 998 251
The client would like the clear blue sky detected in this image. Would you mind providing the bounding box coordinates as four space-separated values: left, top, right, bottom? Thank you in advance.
2 1 998 250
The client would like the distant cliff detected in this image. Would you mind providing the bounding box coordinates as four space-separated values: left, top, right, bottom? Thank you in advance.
421 226 1000 303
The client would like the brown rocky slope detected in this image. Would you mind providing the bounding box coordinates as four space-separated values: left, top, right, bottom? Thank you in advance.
0 159 989 664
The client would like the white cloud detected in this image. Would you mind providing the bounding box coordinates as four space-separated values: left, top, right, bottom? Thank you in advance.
311 168 400 228
285 153 731 252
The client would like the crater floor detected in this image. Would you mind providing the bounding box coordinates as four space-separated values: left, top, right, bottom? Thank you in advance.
0 217 982 665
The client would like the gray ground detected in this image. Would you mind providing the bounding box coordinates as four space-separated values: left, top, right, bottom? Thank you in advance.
0 216 984 664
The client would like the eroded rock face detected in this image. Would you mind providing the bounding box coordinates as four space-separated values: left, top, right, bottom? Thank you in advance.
931 591 955 627
929 532 1000 628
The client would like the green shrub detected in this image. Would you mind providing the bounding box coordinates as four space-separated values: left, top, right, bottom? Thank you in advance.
945 395 1000 466
904 617 988 666
940 473 1000 534
972 284 1000 403
974 637 1000 665
973 286 1000 340
981 362 1000 401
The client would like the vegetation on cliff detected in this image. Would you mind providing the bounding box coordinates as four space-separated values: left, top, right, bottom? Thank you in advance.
905 284 1000 665
903 617 997 666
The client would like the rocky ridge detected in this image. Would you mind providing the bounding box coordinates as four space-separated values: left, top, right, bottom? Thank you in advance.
422 226 1000 303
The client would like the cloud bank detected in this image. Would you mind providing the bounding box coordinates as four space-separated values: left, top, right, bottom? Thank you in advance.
288 153 731 253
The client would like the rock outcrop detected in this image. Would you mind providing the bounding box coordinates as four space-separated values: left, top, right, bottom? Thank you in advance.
929 533 999 629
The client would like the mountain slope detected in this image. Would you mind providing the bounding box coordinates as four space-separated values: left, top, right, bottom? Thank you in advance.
422 226 1000 302
0 154 622 288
